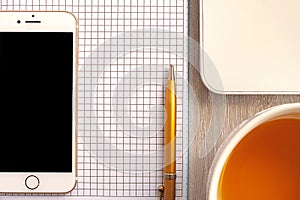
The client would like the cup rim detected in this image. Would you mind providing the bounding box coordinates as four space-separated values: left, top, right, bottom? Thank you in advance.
207 103 300 200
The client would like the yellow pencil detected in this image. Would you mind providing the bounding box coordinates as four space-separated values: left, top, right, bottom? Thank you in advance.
163 64 177 200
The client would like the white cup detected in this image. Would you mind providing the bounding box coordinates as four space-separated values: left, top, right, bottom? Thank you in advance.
207 103 300 200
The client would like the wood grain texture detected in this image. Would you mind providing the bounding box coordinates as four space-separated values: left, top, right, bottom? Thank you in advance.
188 0 300 199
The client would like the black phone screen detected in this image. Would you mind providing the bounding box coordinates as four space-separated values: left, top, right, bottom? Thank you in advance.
0 32 73 172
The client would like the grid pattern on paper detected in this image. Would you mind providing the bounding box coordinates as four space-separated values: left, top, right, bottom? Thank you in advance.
0 0 186 197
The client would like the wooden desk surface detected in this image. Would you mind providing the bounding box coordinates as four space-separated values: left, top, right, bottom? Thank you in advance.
188 0 300 199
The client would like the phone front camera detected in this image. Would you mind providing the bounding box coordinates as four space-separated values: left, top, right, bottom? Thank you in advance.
17 20 21 24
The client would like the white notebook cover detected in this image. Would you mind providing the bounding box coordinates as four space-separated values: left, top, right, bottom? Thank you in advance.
200 0 300 94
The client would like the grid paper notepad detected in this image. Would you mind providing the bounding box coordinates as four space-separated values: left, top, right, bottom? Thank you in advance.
0 0 189 199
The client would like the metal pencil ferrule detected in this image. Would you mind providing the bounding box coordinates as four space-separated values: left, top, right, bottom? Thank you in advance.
164 173 177 180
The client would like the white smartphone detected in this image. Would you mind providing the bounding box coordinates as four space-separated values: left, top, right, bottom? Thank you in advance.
0 11 77 193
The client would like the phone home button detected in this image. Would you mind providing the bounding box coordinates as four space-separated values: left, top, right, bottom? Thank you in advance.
25 175 40 190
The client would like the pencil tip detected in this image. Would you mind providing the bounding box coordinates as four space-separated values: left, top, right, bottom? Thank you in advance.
169 65 175 80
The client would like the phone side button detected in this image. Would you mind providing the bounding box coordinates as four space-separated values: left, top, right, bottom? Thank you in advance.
25 175 40 190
